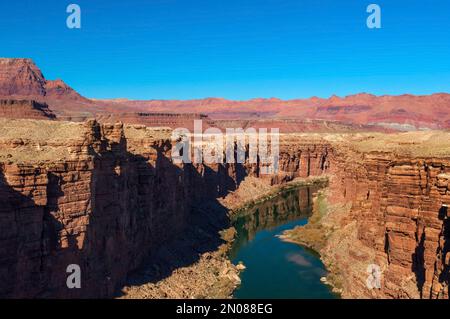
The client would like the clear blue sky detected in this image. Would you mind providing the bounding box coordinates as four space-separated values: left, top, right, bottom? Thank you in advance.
1 0 449 100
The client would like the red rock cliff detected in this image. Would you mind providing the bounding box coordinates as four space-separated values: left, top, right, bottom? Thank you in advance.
0 120 207 298
325 152 450 299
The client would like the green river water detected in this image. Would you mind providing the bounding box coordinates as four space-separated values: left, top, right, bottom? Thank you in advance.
230 186 338 299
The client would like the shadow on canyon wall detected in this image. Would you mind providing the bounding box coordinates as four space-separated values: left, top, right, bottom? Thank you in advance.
0 170 43 298
438 206 449 299
115 141 248 294
412 231 426 298
0 133 250 298
0 170 81 298
412 206 450 299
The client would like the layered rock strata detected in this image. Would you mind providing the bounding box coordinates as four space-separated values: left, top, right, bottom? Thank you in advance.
324 155 450 298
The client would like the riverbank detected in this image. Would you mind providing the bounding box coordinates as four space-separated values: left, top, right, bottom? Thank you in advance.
222 176 329 216
279 189 346 296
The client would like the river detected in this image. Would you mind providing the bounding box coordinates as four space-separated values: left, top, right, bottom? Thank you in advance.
229 185 338 299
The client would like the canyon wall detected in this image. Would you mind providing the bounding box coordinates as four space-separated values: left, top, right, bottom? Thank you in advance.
1 121 189 298
0 120 221 298
315 144 450 299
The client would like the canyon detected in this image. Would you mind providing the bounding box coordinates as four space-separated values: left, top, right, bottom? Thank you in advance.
0 58 449 299
0 117 449 299
0 116 334 298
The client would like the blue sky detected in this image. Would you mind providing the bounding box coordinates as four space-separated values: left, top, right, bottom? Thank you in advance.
1 0 449 100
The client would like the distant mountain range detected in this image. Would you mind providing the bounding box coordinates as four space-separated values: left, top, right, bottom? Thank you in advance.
1 58 449 130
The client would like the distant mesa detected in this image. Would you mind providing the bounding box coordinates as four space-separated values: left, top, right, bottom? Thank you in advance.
0 58 450 131
95 112 215 131
0 99 56 120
